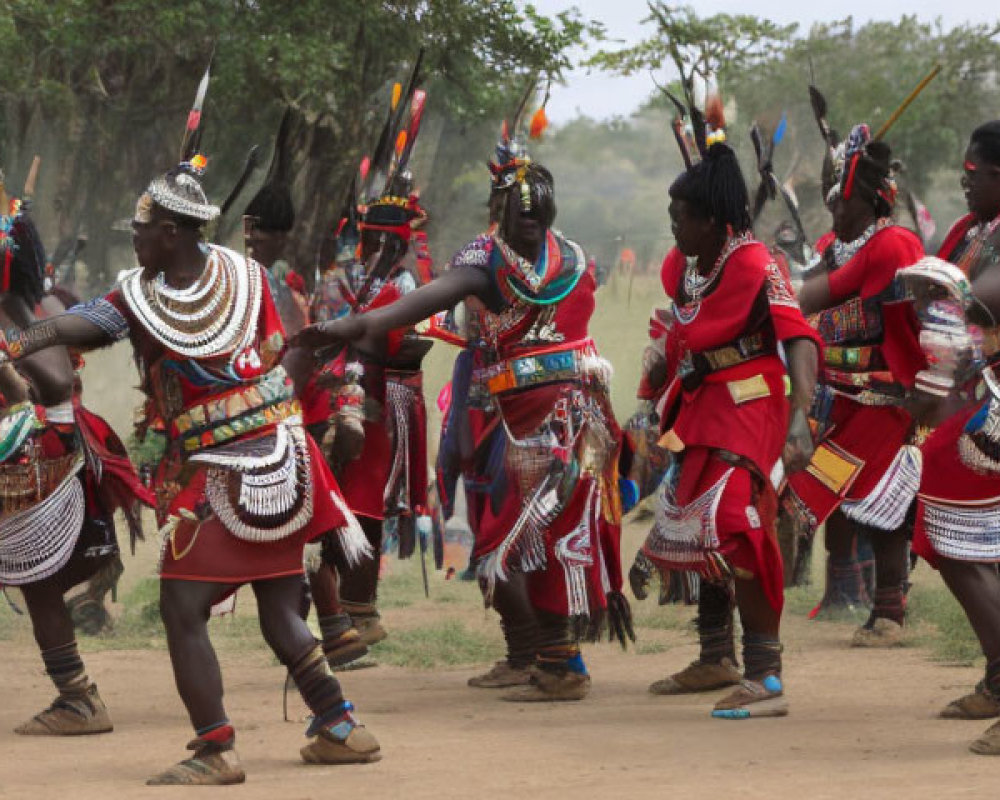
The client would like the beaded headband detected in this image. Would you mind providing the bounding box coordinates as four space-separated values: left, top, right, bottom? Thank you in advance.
141 158 219 223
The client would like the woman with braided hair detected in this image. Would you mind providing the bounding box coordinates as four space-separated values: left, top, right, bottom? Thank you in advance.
292 131 631 702
640 143 820 718
782 124 925 647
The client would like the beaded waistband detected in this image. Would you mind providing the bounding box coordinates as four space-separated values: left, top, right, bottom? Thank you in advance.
171 369 299 454
473 340 595 397
824 345 881 371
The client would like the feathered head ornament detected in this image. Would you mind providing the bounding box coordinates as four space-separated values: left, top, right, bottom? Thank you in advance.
837 123 896 214
356 49 428 241
488 79 554 220
659 73 726 171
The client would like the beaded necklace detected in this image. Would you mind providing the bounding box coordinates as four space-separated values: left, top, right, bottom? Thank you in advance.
830 217 892 269
120 245 261 359
675 233 755 325
957 213 1000 279
682 232 755 303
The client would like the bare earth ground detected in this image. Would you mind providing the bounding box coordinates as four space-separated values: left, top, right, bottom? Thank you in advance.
2 282 997 798
2 514 999 800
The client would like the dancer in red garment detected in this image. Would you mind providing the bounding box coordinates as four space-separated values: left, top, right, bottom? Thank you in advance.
292 125 632 701
905 121 1000 750
0 160 380 783
1 180 151 737
782 124 925 647
640 142 820 718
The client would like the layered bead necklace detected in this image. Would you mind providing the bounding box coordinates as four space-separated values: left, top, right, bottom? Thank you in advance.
120 245 262 359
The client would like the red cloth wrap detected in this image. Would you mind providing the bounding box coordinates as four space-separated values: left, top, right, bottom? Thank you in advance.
938 214 976 266
912 406 1000 569
825 226 923 302
653 244 819 612
660 244 820 475
75 402 155 511
786 397 911 525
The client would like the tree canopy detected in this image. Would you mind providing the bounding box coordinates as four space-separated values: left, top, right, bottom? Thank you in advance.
0 0 595 284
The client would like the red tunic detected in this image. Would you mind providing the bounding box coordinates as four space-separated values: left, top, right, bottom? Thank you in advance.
643 241 820 613
784 226 924 530
108 254 358 584
912 214 1000 567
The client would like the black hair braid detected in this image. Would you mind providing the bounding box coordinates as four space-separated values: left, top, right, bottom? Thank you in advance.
9 213 45 306
704 144 752 233
668 143 751 234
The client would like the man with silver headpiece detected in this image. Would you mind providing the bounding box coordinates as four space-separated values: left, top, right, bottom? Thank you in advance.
0 159 382 784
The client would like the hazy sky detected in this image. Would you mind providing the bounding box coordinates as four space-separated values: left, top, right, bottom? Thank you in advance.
533 0 999 122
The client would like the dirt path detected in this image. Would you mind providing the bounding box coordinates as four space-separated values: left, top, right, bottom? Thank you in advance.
2 581 997 800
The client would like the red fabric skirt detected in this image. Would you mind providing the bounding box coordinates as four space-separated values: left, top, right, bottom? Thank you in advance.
786 396 911 526
338 419 392 520
647 446 784 614
913 407 1000 568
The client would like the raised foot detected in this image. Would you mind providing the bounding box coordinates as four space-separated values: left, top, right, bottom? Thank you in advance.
324 628 369 668
711 675 788 719
15 684 113 736
301 726 382 764
649 657 741 695
354 617 388 647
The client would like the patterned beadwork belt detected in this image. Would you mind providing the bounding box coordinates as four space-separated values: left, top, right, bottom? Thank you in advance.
824 345 878 370
824 368 904 406
171 369 300 454
480 340 594 396
680 331 776 392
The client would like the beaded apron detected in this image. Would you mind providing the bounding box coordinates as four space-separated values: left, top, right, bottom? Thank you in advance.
192 421 313 543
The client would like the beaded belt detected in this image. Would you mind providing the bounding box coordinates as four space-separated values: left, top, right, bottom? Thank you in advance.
171 369 300 454
824 345 878 370
680 331 775 392
480 342 593 396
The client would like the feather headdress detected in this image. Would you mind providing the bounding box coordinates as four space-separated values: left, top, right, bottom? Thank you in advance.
355 48 427 234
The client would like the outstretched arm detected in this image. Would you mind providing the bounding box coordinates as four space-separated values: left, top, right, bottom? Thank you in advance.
290 267 491 351
0 313 115 363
